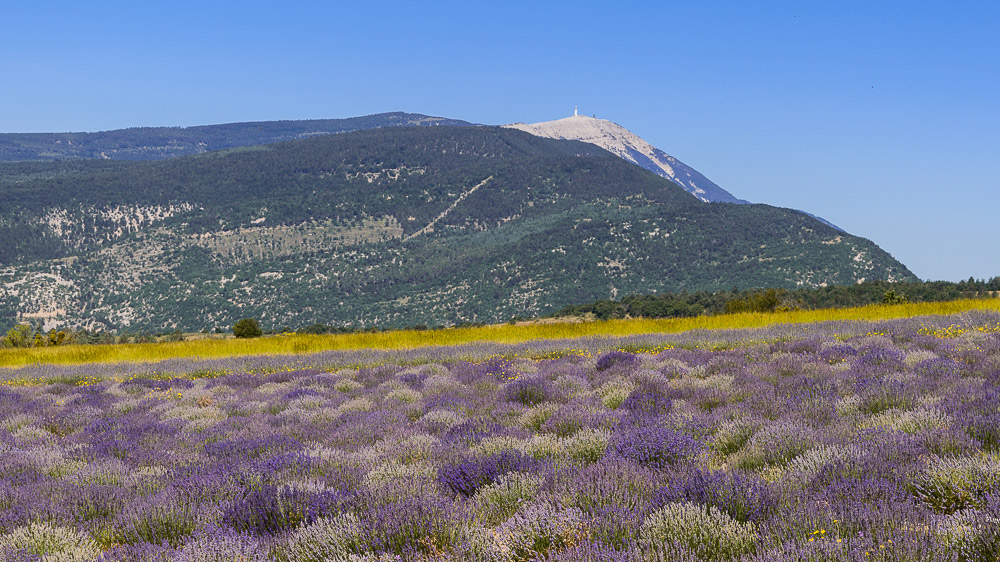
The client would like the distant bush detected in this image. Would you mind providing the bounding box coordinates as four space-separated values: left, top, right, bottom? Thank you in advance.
883 289 909 304
2 324 32 348
725 288 798 314
233 318 262 339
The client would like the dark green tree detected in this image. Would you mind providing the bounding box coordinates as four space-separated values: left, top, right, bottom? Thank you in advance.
233 318 262 338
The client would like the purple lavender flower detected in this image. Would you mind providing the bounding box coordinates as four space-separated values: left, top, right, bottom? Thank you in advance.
399 370 429 389
611 423 702 469
95 542 175 562
542 399 612 436
541 541 641 561
852 345 905 376
438 450 539 497
282 387 325 401
475 355 520 379
111 490 204 548
172 525 269 562
203 433 303 460
221 484 353 536
503 376 553 406
620 383 675 418
364 494 465 557
652 468 775 522
819 344 859 364
596 351 640 372
444 417 524 446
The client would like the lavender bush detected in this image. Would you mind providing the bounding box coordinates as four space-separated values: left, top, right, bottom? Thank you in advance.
0 310 998 559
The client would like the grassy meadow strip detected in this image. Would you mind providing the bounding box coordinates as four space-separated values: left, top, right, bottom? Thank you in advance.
2 298 998 369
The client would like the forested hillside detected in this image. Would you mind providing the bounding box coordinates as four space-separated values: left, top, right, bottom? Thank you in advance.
1 126 916 332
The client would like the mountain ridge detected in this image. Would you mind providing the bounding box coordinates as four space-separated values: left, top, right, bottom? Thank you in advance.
0 112 476 161
1 126 917 332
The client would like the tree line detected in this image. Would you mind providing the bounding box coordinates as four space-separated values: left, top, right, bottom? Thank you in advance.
548 277 1000 320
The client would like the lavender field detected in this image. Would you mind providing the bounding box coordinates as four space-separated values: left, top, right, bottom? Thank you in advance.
3 310 1000 561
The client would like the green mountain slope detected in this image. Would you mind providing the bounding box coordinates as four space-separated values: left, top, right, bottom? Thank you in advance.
0 126 916 331
0 112 474 161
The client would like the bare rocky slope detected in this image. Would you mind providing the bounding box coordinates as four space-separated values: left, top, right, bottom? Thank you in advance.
506 113 742 203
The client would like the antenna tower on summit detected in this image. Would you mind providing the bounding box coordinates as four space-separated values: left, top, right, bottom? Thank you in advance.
574 105 578 117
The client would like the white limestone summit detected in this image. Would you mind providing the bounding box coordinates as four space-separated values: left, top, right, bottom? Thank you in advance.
505 110 744 203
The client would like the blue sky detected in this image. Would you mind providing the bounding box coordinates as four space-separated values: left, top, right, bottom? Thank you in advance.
2 1 997 282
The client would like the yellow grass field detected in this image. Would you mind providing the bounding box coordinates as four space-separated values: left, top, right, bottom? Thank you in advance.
2 298 999 369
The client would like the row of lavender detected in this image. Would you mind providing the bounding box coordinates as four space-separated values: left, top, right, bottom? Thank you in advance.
1 311 999 561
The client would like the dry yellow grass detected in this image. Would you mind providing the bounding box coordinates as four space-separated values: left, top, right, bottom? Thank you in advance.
2 298 998 369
